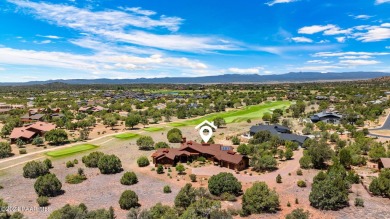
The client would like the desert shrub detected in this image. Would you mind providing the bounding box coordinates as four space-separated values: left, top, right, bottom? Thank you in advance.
157 164 164 174
48 203 115 219
43 159 53 169
231 136 240 145
66 161 74 168
23 161 49 178
242 182 280 215
299 155 312 169
136 136 155 150
297 180 306 187
0 142 11 158
45 129 68 145
34 173 62 197
189 174 197 182
98 154 122 174
285 148 293 160
155 142 169 149
251 154 277 172
285 208 310 219
65 173 87 184
119 190 139 210
73 159 78 164
276 174 282 183
309 166 349 210
137 156 150 167
120 172 138 185
19 149 27 154
163 185 172 193
174 183 196 209
197 156 206 163
355 198 364 207
175 164 185 174
221 192 237 202
32 136 44 146
208 172 242 196
37 196 49 207
369 169 390 198
167 128 182 143
296 169 303 175
82 151 105 168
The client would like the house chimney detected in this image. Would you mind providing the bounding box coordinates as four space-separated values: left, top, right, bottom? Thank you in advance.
181 137 187 143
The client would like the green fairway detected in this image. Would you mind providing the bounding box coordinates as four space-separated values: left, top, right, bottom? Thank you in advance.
143 127 165 132
114 132 140 140
45 144 98 158
170 101 291 127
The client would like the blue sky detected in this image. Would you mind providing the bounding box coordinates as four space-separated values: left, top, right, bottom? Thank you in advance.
0 0 390 82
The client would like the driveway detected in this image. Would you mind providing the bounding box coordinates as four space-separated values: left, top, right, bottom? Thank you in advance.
191 149 303 183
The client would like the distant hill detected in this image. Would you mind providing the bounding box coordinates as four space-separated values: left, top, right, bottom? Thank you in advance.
1 72 389 86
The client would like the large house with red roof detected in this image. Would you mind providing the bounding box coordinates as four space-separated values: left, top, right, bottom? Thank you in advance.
10 121 56 143
152 139 249 171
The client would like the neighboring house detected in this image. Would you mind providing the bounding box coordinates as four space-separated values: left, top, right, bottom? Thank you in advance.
315 95 328 100
152 139 249 171
379 158 390 170
0 103 25 113
20 111 45 122
310 111 343 124
78 106 108 113
249 124 308 146
9 121 56 143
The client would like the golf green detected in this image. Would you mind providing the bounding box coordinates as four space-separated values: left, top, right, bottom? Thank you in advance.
45 144 98 158
170 101 291 127
114 133 140 140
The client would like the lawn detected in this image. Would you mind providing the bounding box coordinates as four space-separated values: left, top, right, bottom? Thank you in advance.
143 127 165 132
170 101 291 127
114 132 140 140
45 144 98 158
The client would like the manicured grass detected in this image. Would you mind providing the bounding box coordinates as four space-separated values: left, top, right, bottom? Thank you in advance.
170 101 291 127
143 127 165 132
114 133 140 140
45 144 98 158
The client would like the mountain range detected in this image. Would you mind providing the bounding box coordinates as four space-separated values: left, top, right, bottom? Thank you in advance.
2 72 389 86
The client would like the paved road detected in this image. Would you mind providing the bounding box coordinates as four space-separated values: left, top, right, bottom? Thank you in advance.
368 113 390 138
370 113 390 130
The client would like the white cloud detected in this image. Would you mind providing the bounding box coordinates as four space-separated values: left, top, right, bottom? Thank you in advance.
228 67 262 74
355 26 390 42
0 47 209 73
386 46 390 49
353 15 373 20
376 0 390 4
296 65 341 71
291 37 313 43
120 7 156 16
339 59 380 65
298 24 335 34
265 0 298 6
313 51 390 57
335 37 346 43
323 27 352 35
8 0 237 53
306 60 331 64
37 35 61 39
9 0 183 31
33 40 51 44
338 55 372 59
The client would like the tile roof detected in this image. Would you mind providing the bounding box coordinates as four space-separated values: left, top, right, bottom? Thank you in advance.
10 127 36 139
27 122 56 132
152 140 245 165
